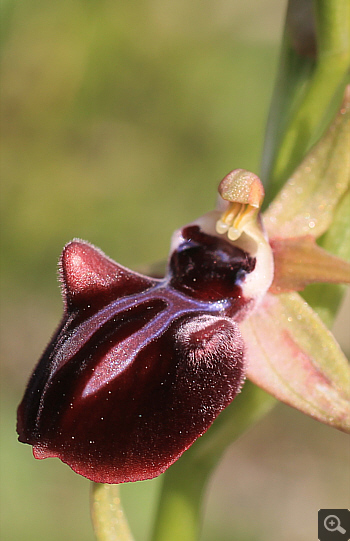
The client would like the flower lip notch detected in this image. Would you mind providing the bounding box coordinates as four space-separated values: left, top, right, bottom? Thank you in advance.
17 171 274 484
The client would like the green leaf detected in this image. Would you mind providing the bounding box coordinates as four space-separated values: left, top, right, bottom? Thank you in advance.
241 292 350 433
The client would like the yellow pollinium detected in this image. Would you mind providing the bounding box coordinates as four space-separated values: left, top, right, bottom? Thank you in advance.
216 169 265 241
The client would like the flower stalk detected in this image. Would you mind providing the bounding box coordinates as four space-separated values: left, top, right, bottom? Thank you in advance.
91 483 135 541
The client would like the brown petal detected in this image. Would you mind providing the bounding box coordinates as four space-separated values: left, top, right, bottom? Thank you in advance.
269 235 350 293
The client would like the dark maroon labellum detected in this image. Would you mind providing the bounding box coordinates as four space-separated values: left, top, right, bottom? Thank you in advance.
17 225 256 483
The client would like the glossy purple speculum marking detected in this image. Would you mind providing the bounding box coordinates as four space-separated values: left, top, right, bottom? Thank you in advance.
170 225 255 306
17 171 273 484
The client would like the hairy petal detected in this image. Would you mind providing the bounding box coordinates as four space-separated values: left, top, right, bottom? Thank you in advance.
241 292 350 432
60 239 156 312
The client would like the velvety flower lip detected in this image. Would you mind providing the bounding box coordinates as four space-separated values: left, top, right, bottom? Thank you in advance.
17 172 273 483
18 93 350 483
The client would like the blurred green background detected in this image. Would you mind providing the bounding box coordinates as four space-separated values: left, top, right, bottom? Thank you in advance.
1 0 349 540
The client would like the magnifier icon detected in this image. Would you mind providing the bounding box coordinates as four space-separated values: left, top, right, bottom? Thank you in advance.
324 515 346 534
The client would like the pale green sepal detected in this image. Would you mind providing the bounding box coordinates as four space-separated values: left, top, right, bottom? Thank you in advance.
241 292 350 433
264 88 350 239
91 483 135 541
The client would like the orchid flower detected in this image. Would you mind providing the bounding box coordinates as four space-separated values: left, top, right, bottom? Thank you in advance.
17 88 350 487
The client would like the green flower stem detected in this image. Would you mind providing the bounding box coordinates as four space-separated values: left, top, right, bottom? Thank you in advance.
150 460 207 541
151 382 276 541
262 0 350 205
91 483 135 541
